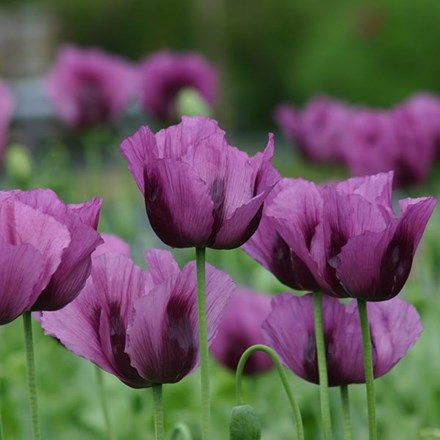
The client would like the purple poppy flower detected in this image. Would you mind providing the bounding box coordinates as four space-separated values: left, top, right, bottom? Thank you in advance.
40 249 235 388
341 109 398 178
140 51 218 121
275 96 352 163
0 79 14 159
121 116 280 249
263 293 422 386
244 172 436 301
402 93 440 156
47 45 137 128
211 288 273 375
391 102 436 187
0 189 102 324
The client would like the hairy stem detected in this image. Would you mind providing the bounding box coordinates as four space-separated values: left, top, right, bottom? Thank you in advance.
340 385 351 440
152 384 164 440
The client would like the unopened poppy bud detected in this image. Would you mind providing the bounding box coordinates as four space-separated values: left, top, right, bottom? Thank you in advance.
176 87 211 117
5 144 32 184
229 404 261 440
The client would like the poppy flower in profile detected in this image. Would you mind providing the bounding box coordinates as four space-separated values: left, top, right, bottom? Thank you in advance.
211 288 273 375
263 293 422 386
244 172 436 301
121 116 280 249
0 79 14 159
0 189 103 324
47 45 136 128
139 51 218 121
40 249 235 388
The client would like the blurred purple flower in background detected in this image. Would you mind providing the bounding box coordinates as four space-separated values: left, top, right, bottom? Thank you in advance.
0 189 102 324
275 96 352 162
47 46 137 128
41 249 235 388
245 172 436 301
140 51 218 121
121 116 280 249
263 293 422 386
94 232 131 258
0 79 14 159
211 288 273 375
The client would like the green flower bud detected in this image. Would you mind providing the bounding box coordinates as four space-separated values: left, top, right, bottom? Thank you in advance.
230 404 261 440
176 87 211 117
5 144 32 184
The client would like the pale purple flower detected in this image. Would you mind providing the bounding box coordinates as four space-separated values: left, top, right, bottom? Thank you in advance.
0 189 102 324
140 51 218 121
94 233 131 258
275 96 352 162
47 45 137 128
121 116 280 249
0 79 14 158
244 172 436 301
41 249 235 388
211 288 273 375
264 293 422 386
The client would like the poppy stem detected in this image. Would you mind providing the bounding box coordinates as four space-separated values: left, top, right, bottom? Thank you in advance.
170 423 193 439
358 299 377 440
22 312 40 440
340 385 351 440
235 344 304 440
313 291 333 440
195 247 210 440
152 385 164 440
95 367 114 440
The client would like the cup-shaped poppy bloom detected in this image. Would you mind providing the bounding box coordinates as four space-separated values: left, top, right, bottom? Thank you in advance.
0 189 103 324
275 96 352 163
211 288 273 375
139 51 218 121
40 249 235 388
244 172 436 301
263 293 422 386
0 79 14 159
47 45 137 128
391 103 436 187
121 116 279 249
402 93 440 156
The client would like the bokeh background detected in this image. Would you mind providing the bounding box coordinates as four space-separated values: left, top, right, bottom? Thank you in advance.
0 0 439 439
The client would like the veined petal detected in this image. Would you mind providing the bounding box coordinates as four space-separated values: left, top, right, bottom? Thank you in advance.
0 239 44 325
144 158 214 247
145 248 180 284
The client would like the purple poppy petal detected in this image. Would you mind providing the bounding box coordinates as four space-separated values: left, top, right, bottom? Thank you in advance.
368 298 422 377
265 179 327 291
0 238 44 325
40 278 117 376
274 104 302 143
94 233 131 258
146 249 180 284
68 197 102 229
120 125 157 192
0 197 71 298
144 158 214 248
211 288 273 375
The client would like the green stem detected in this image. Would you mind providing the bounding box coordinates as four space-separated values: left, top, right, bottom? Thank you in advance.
357 300 377 440
313 291 333 440
236 344 304 440
152 385 164 440
340 386 351 440
195 247 210 440
23 312 40 440
170 423 193 440
95 367 114 440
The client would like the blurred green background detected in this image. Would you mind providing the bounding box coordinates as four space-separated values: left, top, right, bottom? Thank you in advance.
0 0 440 439
1 0 440 129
